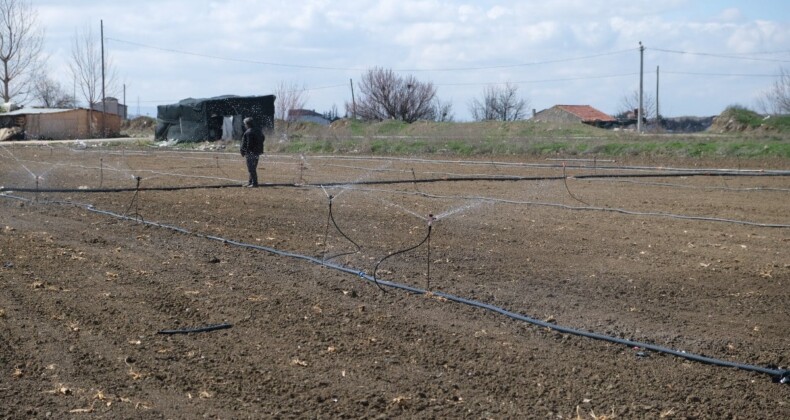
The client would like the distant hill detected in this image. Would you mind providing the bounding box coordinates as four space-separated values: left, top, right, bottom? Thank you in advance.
710 106 790 133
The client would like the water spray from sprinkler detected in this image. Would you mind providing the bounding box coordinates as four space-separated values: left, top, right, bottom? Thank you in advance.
298 153 308 185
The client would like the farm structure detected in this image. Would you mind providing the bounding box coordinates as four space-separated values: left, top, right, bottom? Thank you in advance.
0 108 121 140
155 95 275 142
288 109 331 125
90 97 128 120
533 105 617 127
0 146 789 418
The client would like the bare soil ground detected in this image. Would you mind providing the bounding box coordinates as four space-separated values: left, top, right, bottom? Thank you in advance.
1 145 789 419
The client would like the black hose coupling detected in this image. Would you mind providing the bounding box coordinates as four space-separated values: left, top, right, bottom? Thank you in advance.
776 370 790 385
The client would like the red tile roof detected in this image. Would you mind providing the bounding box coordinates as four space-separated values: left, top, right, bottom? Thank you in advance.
556 105 616 122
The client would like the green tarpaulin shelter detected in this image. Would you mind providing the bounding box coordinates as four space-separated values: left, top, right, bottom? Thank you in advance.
155 95 275 142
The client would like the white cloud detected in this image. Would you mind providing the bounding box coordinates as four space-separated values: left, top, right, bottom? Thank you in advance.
715 7 744 22
727 20 790 53
486 6 509 20
26 0 790 119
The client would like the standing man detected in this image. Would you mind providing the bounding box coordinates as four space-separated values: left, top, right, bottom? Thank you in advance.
240 117 265 187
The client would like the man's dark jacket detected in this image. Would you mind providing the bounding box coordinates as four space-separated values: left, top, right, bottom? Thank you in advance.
241 128 264 156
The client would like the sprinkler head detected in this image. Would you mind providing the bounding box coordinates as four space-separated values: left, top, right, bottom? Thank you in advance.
427 214 437 226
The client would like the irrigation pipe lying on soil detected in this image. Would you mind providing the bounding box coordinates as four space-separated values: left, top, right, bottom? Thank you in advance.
2 192 787 385
157 323 233 335
3 169 790 193
4 177 788 228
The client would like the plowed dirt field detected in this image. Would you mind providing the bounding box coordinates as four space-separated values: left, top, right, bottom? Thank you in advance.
1 144 789 418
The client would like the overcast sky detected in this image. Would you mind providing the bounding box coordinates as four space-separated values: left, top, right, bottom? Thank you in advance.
34 0 790 120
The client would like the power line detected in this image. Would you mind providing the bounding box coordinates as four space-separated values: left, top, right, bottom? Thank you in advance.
663 71 776 77
134 83 348 103
397 49 636 72
651 47 790 63
436 72 638 87
106 37 365 71
106 37 634 73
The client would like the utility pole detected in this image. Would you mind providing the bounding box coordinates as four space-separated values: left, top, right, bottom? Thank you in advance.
123 83 127 120
101 19 106 137
349 78 356 119
656 66 660 126
637 41 644 133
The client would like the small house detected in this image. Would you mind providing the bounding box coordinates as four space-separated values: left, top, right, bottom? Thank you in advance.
532 105 617 127
0 108 121 140
91 97 128 120
288 109 331 126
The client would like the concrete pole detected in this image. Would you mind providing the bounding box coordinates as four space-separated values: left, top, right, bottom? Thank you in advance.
350 78 356 119
101 20 106 136
638 42 644 133
656 65 660 125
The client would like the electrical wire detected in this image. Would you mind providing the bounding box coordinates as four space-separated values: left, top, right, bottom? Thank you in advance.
107 37 634 73
651 47 790 63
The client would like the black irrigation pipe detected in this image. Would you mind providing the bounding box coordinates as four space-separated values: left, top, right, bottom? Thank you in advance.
0 183 256 193
3 170 789 194
372 219 434 292
157 323 233 335
321 196 362 263
1 192 787 385
308 154 790 176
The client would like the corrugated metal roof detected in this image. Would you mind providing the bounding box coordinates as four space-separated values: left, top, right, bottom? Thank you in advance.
1 108 83 116
556 105 616 122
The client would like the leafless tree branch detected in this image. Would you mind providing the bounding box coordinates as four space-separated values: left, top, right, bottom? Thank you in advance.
32 73 76 108
617 90 656 120
469 83 528 121
274 81 309 123
757 67 790 115
0 0 45 103
348 67 437 123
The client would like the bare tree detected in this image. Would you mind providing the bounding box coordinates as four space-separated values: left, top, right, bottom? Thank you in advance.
617 90 656 120
468 83 529 121
0 0 45 104
757 67 790 115
32 74 76 108
348 67 437 123
70 25 111 107
274 81 309 123
322 104 339 122
431 98 454 122
69 24 118 135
